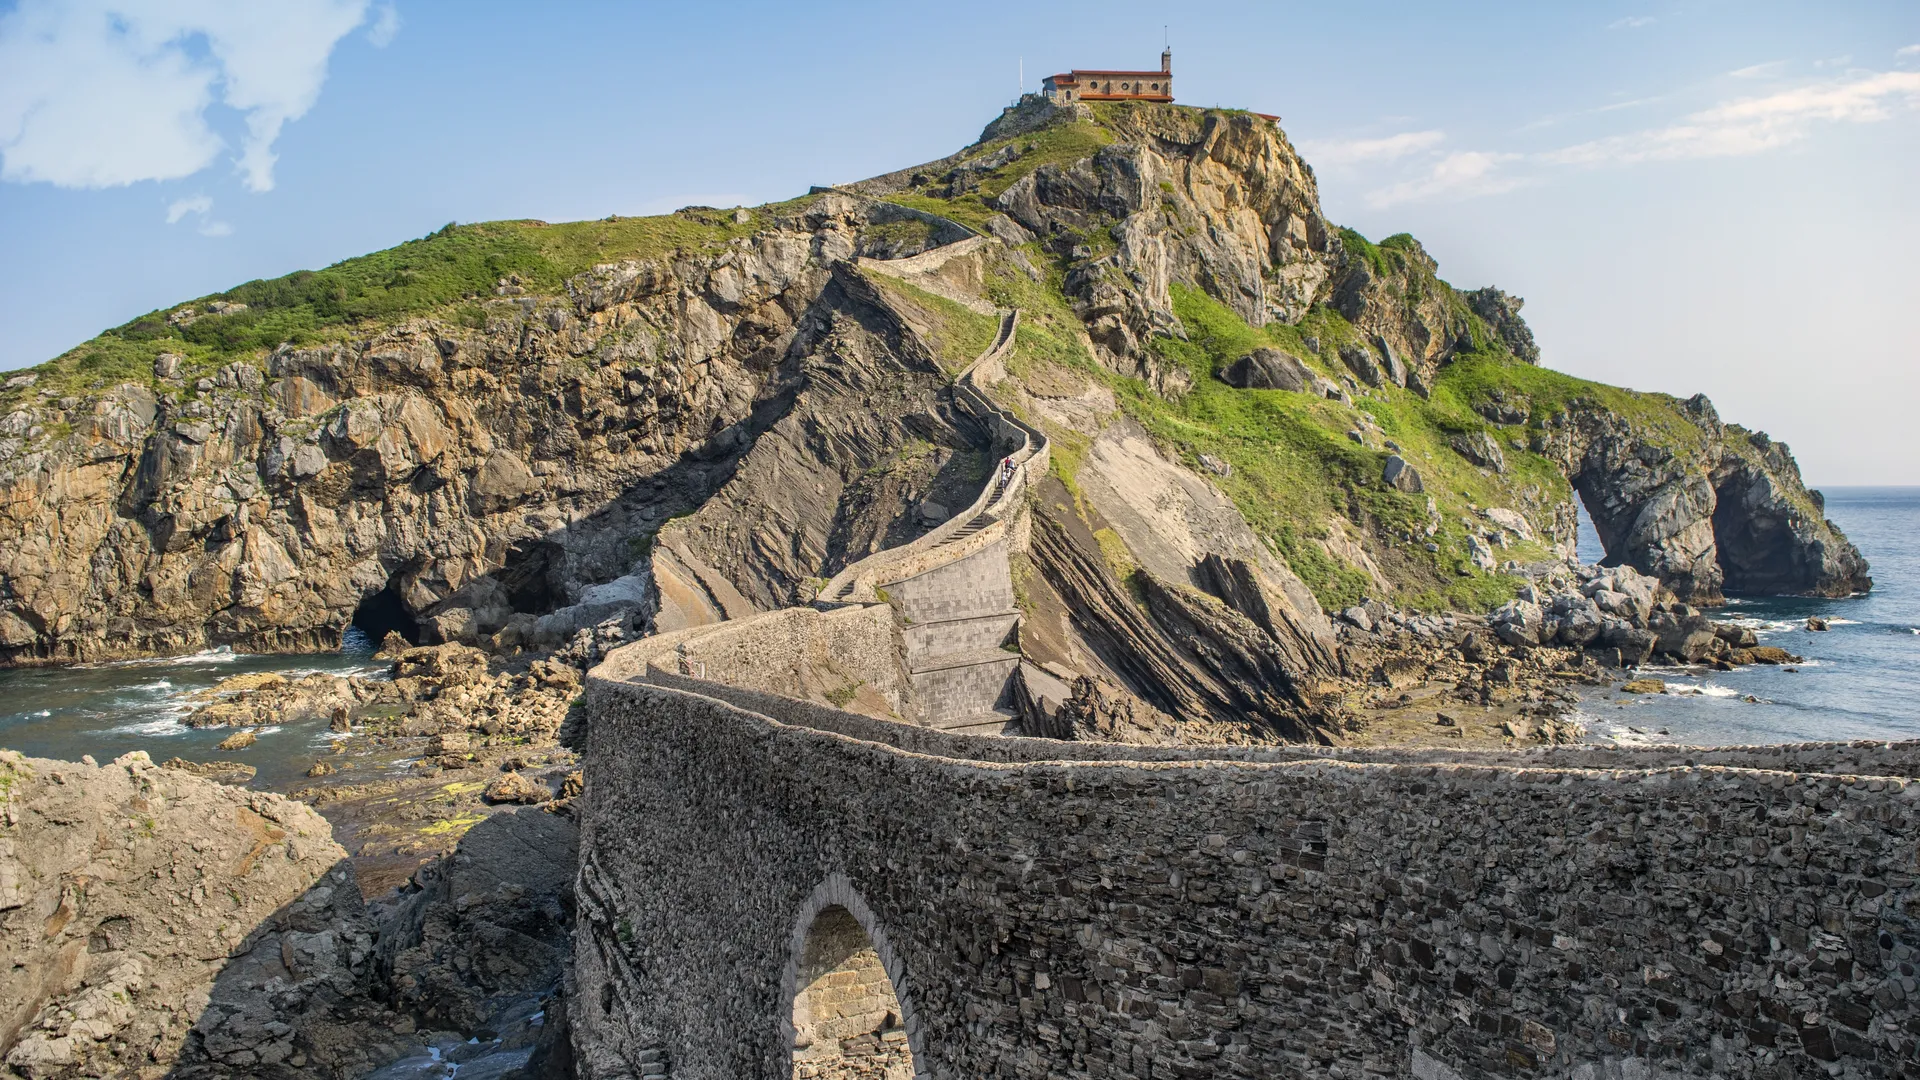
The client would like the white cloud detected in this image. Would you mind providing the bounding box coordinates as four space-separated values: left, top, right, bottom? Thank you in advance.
1730 61 1788 79
366 3 400 49
165 194 212 224
1298 130 1445 167
1898 45 1920 59
1609 16 1656 29
1366 151 1527 208
0 0 371 192
163 191 230 236
1546 70 1920 166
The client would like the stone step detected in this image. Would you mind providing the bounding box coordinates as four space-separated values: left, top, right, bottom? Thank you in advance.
908 647 1021 675
931 709 1019 734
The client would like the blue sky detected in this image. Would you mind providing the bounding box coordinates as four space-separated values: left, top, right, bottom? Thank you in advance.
1 0 1915 483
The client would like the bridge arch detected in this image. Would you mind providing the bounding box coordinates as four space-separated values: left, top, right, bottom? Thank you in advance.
779 874 926 1079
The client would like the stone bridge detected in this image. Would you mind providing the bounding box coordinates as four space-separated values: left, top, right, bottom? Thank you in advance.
570 656 1920 1080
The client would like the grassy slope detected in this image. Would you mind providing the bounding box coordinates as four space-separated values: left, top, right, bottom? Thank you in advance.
6 200 820 403
858 272 999 375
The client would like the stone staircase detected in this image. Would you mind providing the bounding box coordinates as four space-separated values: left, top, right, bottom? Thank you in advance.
814 302 1049 732
612 233 1047 736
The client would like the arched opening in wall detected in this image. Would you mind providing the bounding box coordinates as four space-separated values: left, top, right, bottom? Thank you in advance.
348 584 420 651
790 905 914 1079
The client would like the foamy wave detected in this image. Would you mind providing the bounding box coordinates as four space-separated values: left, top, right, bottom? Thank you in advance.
1595 723 1674 747
1721 617 1801 636
86 647 241 670
108 717 188 737
1826 617 1860 626
1666 683 1741 698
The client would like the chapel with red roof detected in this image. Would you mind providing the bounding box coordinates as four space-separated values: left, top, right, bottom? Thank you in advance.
1041 49 1174 104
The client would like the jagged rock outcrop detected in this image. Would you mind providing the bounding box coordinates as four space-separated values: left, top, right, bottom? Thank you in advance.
0 749 584 1080
1528 392 1869 601
375 808 576 1036
1026 490 1331 743
0 749 400 1079
0 198 970 665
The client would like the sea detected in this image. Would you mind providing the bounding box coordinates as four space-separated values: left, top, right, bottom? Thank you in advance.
0 628 387 789
1572 486 1920 746
0 489 1915 775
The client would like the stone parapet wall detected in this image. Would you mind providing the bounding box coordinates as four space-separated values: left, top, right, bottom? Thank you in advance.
593 604 910 718
575 674 1920 1079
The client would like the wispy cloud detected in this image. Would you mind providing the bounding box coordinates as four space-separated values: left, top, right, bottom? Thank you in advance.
1298 130 1445 167
1730 61 1788 79
165 194 211 224
1308 66 1920 209
1609 16 1656 29
163 193 230 236
0 0 372 192
1898 44 1920 59
1366 151 1528 208
1546 70 1920 165
366 3 401 48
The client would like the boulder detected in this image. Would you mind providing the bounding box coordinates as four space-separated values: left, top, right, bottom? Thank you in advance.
1482 507 1533 541
1489 599 1543 647
1449 431 1506 472
1338 343 1385 388
1621 678 1667 694
483 770 550 805
1222 347 1315 393
1382 455 1423 493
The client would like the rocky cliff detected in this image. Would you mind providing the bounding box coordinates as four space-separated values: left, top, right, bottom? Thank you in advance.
0 99 1868 717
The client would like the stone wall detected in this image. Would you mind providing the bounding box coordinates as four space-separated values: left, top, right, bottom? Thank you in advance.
791 905 916 1079
592 604 911 718
574 674 1920 1080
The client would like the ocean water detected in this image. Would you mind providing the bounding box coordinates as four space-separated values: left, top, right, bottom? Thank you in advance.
0 629 388 789
1575 486 1920 746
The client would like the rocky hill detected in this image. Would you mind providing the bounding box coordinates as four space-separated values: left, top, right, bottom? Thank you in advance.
0 97 1868 711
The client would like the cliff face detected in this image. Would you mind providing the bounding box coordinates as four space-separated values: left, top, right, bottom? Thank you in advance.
0 198 978 663
0 99 1867 679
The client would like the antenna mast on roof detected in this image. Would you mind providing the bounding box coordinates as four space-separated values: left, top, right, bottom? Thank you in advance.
1019 56 1023 95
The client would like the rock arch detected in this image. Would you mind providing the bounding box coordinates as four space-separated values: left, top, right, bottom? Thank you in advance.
779 874 924 1080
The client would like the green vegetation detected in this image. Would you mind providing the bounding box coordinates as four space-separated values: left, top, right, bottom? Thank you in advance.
859 272 998 373
884 120 1114 232
13 202 808 400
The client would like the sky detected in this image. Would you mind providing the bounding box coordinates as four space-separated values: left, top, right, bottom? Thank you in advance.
0 0 1915 485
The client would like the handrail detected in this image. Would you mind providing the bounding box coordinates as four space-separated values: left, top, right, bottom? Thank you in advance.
817 304 1048 606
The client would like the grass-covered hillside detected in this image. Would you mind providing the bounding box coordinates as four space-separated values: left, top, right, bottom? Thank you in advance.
6 202 821 401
